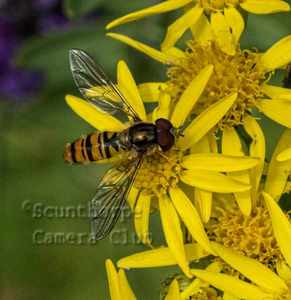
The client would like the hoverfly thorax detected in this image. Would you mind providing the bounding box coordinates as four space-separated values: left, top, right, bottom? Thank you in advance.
128 122 156 152
155 118 175 152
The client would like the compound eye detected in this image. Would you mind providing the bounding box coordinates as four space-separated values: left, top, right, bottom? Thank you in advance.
155 118 173 130
157 131 174 152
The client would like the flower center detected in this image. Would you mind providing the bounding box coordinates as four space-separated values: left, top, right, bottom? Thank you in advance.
134 149 183 196
167 40 267 128
206 205 283 268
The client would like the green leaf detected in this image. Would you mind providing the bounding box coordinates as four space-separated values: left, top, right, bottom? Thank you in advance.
63 0 104 19
15 24 127 95
241 12 291 51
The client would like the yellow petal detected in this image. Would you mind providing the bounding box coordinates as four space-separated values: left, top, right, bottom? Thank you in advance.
210 12 235 56
107 33 174 64
118 270 137 300
117 60 146 120
221 127 252 216
65 95 126 132
260 35 291 71
276 261 291 282
244 115 265 194
211 242 288 293
190 14 213 42
106 0 192 29
257 98 291 128
169 187 213 254
178 93 237 150
194 188 212 223
182 153 258 172
118 243 208 269
138 82 166 102
152 92 171 121
134 192 151 245
262 83 291 99
182 262 222 299
265 129 291 200
190 135 211 154
180 170 250 193
263 192 291 268
221 126 243 156
165 279 181 300
240 0 290 14
232 175 252 216
105 259 121 300
161 5 203 51
223 293 240 300
159 195 191 277
127 186 139 211
191 269 270 300
163 46 186 60
224 7 244 44
171 65 214 128
277 147 291 161
86 85 119 102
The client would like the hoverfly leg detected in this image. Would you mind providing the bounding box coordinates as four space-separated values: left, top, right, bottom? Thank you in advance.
127 149 139 161
157 150 170 162
145 144 159 157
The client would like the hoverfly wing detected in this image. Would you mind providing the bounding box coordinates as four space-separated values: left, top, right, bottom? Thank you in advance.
90 157 142 240
69 49 141 121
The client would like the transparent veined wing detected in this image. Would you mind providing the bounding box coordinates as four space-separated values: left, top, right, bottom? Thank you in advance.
69 49 141 121
90 156 143 240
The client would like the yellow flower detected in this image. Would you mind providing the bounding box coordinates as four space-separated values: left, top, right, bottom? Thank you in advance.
117 246 225 300
112 131 291 298
107 33 291 131
106 0 290 55
66 59 259 277
105 259 137 300
204 127 291 268
191 240 291 300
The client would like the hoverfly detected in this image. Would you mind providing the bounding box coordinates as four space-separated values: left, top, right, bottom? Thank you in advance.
64 49 175 240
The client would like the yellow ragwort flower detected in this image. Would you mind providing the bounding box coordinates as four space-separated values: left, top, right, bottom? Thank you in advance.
115 128 291 297
117 247 229 300
106 0 290 55
191 239 291 300
66 59 259 278
106 32 291 131
204 127 291 270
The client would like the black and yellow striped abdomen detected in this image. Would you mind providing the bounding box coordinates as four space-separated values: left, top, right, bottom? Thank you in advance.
64 131 126 164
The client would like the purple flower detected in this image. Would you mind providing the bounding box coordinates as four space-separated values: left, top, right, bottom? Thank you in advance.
33 0 59 11
0 0 69 102
0 68 43 101
38 14 68 34
0 20 18 69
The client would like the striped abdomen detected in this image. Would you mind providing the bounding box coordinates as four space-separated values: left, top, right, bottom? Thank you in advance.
64 131 125 164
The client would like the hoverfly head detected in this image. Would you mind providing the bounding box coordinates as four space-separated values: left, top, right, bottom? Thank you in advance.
155 118 175 152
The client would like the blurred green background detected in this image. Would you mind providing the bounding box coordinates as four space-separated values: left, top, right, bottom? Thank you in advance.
1 1 291 299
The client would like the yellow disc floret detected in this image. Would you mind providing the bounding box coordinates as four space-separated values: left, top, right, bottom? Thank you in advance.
134 149 183 196
207 205 283 268
167 40 267 128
